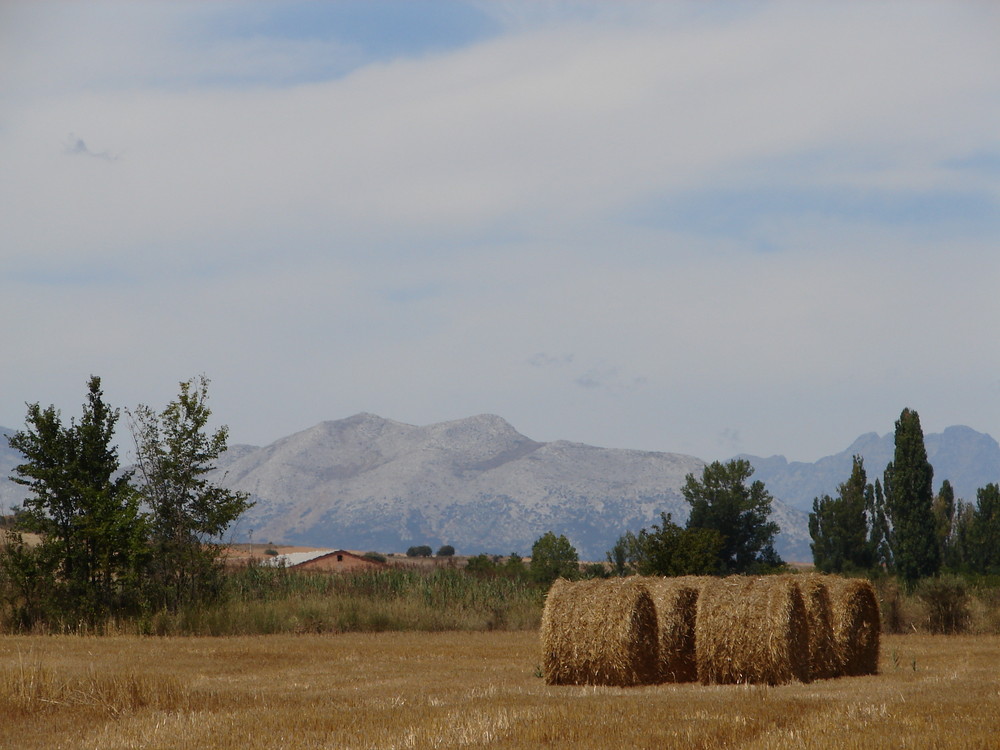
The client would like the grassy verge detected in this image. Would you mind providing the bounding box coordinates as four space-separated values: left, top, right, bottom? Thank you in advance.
0 565 546 636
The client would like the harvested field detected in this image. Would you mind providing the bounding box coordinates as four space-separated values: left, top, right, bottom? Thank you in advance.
540 577 659 686
695 576 811 685
1 632 998 749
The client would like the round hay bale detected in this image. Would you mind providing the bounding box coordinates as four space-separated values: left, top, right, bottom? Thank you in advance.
695 576 811 685
826 577 881 676
794 575 840 680
639 577 700 682
540 577 659 686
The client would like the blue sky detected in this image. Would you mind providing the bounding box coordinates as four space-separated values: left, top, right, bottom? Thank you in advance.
1 1 999 464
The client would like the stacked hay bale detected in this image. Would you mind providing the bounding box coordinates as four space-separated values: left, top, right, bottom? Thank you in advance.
826 577 881 676
540 577 660 686
639 577 700 682
695 576 811 685
793 575 840 680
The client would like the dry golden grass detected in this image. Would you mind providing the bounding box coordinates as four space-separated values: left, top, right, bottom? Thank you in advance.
2 631 999 749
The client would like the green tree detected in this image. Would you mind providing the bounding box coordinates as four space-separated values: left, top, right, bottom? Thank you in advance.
682 459 782 574
529 531 579 585
128 376 251 610
4 376 145 624
867 478 891 569
883 408 939 585
436 544 455 557
499 553 528 580
406 545 433 557
809 456 874 573
932 479 956 568
970 483 1000 573
615 513 725 576
464 553 497 576
606 530 642 577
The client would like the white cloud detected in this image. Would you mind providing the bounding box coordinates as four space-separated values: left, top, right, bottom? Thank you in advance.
1 2 998 462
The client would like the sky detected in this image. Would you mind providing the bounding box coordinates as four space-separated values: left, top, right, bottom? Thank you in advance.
1 1 999 464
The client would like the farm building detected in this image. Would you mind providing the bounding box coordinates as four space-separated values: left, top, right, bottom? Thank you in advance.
260 549 384 572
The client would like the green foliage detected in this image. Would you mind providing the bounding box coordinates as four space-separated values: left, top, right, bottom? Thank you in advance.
809 456 877 573
499 553 527 580
129 376 252 611
682 459 782 574
435 545 455 557
529 531 579 585
464 554 497 575
361 551 387 563
884 408 940 585
948 483 1000 574
609 513 725 577
3 376 145 625
406 545 433 558
606 530 642 577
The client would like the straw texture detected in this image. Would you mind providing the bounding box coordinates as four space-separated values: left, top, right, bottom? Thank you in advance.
826 577 881 676
640 577 700 682
540 577 660 686
695 576 811 685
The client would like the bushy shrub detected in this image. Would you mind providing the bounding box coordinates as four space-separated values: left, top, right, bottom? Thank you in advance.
917 575 970 634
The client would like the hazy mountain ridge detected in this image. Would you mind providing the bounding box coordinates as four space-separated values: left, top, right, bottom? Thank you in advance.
5 416 996 564
741 425 1000 513
213 412 812 561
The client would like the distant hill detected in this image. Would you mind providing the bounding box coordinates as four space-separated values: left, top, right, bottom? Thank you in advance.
741 425 1000 513
7 413 993 564
212 412 811 562
0 427 23 513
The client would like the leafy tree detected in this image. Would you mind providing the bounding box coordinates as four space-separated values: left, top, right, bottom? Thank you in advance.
464 553 497 575
868 478 891 569
406 545 433 557
809 456 875 573
614 513 725 577
499 553 528 580
529 531 579 585
4 376 145 624
682 459 782 574
883 408 939 585
932 480 956 568
128 376 251 610
606 530 642 577
947 499 977 572
970 483 1000 573
436 544 455 557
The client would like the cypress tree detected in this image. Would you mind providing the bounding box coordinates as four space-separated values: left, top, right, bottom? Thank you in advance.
883 408 939 585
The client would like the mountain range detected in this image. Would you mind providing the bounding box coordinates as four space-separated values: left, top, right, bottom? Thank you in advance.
2 416 998 563
741 425 1000 513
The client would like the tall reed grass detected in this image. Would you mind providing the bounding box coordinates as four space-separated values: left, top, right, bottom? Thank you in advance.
28 565 546 636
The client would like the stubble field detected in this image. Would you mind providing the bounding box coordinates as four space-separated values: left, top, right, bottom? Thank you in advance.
1 631 998 749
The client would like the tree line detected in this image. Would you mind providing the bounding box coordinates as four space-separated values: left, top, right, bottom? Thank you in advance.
1 375 251 628
809 407 1000 585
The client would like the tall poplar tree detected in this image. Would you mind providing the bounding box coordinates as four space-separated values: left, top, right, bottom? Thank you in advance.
883 408 939 585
